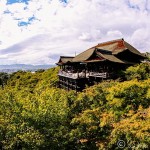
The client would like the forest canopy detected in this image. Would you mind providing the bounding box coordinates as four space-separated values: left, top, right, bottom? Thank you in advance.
0 63 150 150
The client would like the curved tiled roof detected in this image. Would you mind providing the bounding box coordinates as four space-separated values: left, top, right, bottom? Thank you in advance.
96 39 126 53
96 51 125 63
56 39 145 64
72 47 95 62
96 39 145 57
56 56 74 65
123 41 145 57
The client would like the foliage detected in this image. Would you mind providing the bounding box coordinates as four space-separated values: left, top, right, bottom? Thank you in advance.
0 64 150 149
0 72 9 89
145 52 150 61
109 107 150 150
106 79 150 111
125 62 150 80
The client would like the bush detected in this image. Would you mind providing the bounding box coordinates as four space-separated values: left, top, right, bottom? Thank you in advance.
125 62 150 80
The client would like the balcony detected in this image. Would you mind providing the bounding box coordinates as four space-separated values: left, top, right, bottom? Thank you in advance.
89 72 108 78
58 70 110 79
58 70 86 79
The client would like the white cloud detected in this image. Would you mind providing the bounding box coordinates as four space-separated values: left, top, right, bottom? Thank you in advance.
107 30 123 38
0 0 150 65
131 27 150 51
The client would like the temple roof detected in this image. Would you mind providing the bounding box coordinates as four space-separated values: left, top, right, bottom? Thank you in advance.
72 47 95 62
57 39 145 65
95 39 144 56
96 51 125 63
56 56 74 65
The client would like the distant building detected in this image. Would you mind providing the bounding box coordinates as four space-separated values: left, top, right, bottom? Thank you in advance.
56 39 145 91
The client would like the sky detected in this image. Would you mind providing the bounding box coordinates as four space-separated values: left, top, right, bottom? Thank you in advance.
0 0 150 65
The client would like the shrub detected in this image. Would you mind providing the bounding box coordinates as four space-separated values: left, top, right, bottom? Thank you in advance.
125 62 150 80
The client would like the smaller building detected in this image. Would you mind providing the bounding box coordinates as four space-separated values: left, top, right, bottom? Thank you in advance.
56 39 145 91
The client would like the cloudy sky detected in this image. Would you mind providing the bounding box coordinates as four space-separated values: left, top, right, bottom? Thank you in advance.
0 0 150 65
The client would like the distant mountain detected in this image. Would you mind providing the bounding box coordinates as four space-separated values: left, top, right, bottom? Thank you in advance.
0 64 55 73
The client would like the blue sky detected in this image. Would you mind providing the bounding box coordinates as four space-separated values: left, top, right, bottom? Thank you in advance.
7 0 30 5
0 0 150 65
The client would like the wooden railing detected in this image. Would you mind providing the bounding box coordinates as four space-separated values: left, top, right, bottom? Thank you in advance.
58 70 109 79
89 72 107 78
58 70 86 79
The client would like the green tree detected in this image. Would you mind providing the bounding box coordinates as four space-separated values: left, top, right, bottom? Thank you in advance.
125 62 150 80
0 72 9 89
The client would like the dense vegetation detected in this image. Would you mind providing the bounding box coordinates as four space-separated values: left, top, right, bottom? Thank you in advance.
0 63 150 150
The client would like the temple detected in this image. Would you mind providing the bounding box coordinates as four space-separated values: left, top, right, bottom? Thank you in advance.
56 39 145 91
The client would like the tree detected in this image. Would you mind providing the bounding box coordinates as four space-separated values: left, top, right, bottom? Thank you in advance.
125 62 150 80
0 72 9 89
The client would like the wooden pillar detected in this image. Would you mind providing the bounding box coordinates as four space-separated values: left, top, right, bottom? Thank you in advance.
77 70 79 78
67 79 69 91
75 80 77 92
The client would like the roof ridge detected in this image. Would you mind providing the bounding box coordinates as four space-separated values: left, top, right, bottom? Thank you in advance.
97 38 124 47
75 47 95 56
73 46 95 61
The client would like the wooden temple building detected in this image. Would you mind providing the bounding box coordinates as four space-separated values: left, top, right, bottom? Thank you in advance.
56 39 145 91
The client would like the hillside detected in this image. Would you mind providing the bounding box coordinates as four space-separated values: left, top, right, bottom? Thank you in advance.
0 63 150 150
